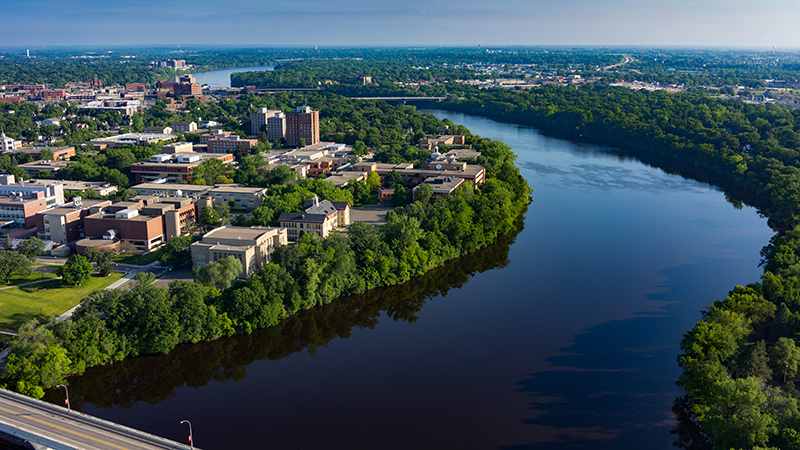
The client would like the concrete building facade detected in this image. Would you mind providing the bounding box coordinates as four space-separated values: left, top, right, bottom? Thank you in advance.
191 225 288 278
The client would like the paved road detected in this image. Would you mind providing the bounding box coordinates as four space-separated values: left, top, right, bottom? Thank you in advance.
0 388 195 450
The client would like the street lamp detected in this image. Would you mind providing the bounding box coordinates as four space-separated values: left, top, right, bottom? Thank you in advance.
180 420 193 449
56 384 70 412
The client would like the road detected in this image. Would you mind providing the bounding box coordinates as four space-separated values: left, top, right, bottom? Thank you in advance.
603 55 634 70
0 388 195 450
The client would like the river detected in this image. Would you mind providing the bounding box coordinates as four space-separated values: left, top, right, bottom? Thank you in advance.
191 65 274 88
47 110 773 449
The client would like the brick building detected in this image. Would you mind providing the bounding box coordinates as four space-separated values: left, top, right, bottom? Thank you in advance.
285 106 320 147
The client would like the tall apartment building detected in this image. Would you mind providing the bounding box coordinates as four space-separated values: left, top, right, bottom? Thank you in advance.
285 106 320 147
251 108 279 135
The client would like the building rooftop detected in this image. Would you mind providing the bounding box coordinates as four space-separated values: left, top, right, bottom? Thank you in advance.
131 182 213 193
202 225 283 242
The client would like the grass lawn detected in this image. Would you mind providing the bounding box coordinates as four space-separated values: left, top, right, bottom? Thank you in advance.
0 272 124 331
114 252 161 265
0 265 60 287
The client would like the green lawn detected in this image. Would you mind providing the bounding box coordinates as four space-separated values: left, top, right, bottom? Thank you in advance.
0 265 60 287
114 252 161 265
0 273 124 331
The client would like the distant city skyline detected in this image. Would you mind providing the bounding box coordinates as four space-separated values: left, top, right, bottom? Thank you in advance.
2 0 799 49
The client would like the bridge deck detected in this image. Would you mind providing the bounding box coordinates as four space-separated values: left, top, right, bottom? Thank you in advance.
0 388 195 450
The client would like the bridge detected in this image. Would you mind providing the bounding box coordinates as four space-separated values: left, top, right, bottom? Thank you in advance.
350 96 446 104
0 388 196 450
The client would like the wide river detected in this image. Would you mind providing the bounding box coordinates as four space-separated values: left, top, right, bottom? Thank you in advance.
47 109 773 449
191 65 274 87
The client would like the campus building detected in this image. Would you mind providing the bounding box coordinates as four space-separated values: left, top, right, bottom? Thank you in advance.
191 225 288 278
0 174 65 228
131 183 267 211
34 198 112 244
250 108 282 136
285 106 320 147
207 135 257 154
129 152 233 184
10 146 75 161
82 196 211 251
91 132 177 149
279 195 350 240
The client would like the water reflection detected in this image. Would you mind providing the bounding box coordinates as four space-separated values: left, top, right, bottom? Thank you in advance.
50 215 524 411
504 256 754 449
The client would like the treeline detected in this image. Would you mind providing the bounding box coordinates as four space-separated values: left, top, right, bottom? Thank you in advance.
47 223 522 411
0 132 531 399
433 84 800 449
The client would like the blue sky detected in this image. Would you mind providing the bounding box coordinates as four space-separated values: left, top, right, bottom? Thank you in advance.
2 0 799 48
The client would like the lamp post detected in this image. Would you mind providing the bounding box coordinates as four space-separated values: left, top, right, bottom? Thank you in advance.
180 420 193 450
56 384 70 412
785 364 789 385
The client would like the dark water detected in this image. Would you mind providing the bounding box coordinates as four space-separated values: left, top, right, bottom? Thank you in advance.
48 111 773 449
191 65 275 88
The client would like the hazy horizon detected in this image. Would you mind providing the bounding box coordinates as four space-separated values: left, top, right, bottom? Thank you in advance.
2 0 799 49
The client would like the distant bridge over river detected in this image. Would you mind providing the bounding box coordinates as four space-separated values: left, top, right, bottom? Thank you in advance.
350 96 446 104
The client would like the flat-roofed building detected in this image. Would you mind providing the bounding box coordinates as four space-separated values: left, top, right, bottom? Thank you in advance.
129 152 233 184
19 160 69 177
285 106 320 147
0 174 65 227
91 132 177 149
1 132 21 152
131 182 213 197
11 146 75 161
199 130 234 144
208 185 267 211
418 134 466 150
84 100 142 117
207 135 257 154
34 198 112 244
191 225 288 278
161 142 194 154
250 108 282 135
413 175 464 199
27 179 118 197
83 197 207 250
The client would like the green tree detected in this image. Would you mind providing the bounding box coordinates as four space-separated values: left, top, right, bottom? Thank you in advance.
83 247 115 276
0 250 32 284
384 170 402 189
392 185 408 204
57 255 93 286
199 206 221 227
366 171 381 191
158 234 194 269
739 340 772 380
353 140 368 156
1 321 71 398
193 255 243 290
414 182 434 203
38 149 54 161
769 337 800 379
17 237 45 262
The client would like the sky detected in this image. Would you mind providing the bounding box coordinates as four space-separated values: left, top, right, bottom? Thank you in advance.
2 0 800 48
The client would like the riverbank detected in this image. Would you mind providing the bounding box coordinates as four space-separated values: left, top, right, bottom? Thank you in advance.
433 87 800 449
0 130 532 401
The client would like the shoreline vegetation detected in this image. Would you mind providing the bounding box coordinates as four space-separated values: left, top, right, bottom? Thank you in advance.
0 116 532 400
432 86 800 449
